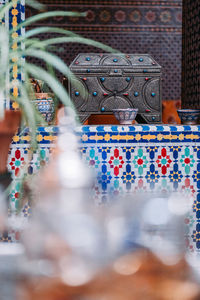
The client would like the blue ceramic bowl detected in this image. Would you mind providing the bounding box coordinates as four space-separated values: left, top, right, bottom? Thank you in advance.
113 108 138 125
177 109 200 125
33 93 55 123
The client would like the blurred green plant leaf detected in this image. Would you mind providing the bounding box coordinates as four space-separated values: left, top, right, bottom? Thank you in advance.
24 27 79 39
13 10 87 33
26 36 118 53
24 48 86 97
25 63 78 118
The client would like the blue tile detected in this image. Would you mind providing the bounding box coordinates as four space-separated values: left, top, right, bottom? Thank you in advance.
174 163 178 172
97 126 105 132
102 164 107 173
197 149 200 159
128 126 136 132
37 127 44 132
194 132 200 143
169 126 178 132
82 126 91 133
111 126 119 132
102 150 108 160
142 125 150 131
183 125 192 131
52 127 59 133
126 164 131 172
156 125 164 131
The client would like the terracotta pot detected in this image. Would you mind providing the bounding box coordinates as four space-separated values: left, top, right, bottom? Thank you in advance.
0 110 21 174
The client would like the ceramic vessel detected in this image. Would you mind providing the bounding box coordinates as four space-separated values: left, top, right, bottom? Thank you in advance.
33 93 55 123
112 108 138 125
177 109 200 125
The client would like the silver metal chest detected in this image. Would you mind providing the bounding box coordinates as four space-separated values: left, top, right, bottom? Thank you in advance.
69 53 162 124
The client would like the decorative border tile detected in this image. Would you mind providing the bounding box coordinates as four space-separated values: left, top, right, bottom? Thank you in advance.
76 125 200 133
9 0 25 109
12 126 59 144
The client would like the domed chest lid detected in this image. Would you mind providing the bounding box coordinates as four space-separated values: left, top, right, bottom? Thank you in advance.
70 53 161 73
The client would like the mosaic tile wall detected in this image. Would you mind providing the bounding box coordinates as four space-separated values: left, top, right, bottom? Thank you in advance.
0 0 25 109
2 125 200 254
8 127 58 209
78 125 200 253
26 0 182 101
9 0 25 110
1 127 58 242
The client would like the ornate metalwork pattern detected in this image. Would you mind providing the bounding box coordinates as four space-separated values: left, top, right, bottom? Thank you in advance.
69 53 162 124
26 0 182 101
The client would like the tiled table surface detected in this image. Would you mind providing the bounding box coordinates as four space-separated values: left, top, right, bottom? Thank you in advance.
3 125 200 253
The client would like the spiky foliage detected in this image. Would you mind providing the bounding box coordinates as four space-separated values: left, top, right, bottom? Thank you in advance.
0 0 117 147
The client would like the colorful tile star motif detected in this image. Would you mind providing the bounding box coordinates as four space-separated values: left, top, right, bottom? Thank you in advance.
98 147 111 162
121 164 136 190
169 164 183 189
22 203 32 217
86 148 100 168
181 178 196 200
109 148 124 176
146 146 158 160
132 148 148 176
192 224 200 249
9 180 21 205
133 178 147 192
156 148 172 175
109 179 124 196
145 164 160 189
80 147 87 154
98 164 112 191
29 148 50 174
122 146 135 161
193 197 200 220
192 164 200 190
180 147 195 175
9 149 26 177
6 125 200 250
185 214 195 231
169 146 182 160
157 178 172 193
194 146 200 160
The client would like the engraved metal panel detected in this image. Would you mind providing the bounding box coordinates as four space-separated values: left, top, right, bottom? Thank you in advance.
69 53 162 124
